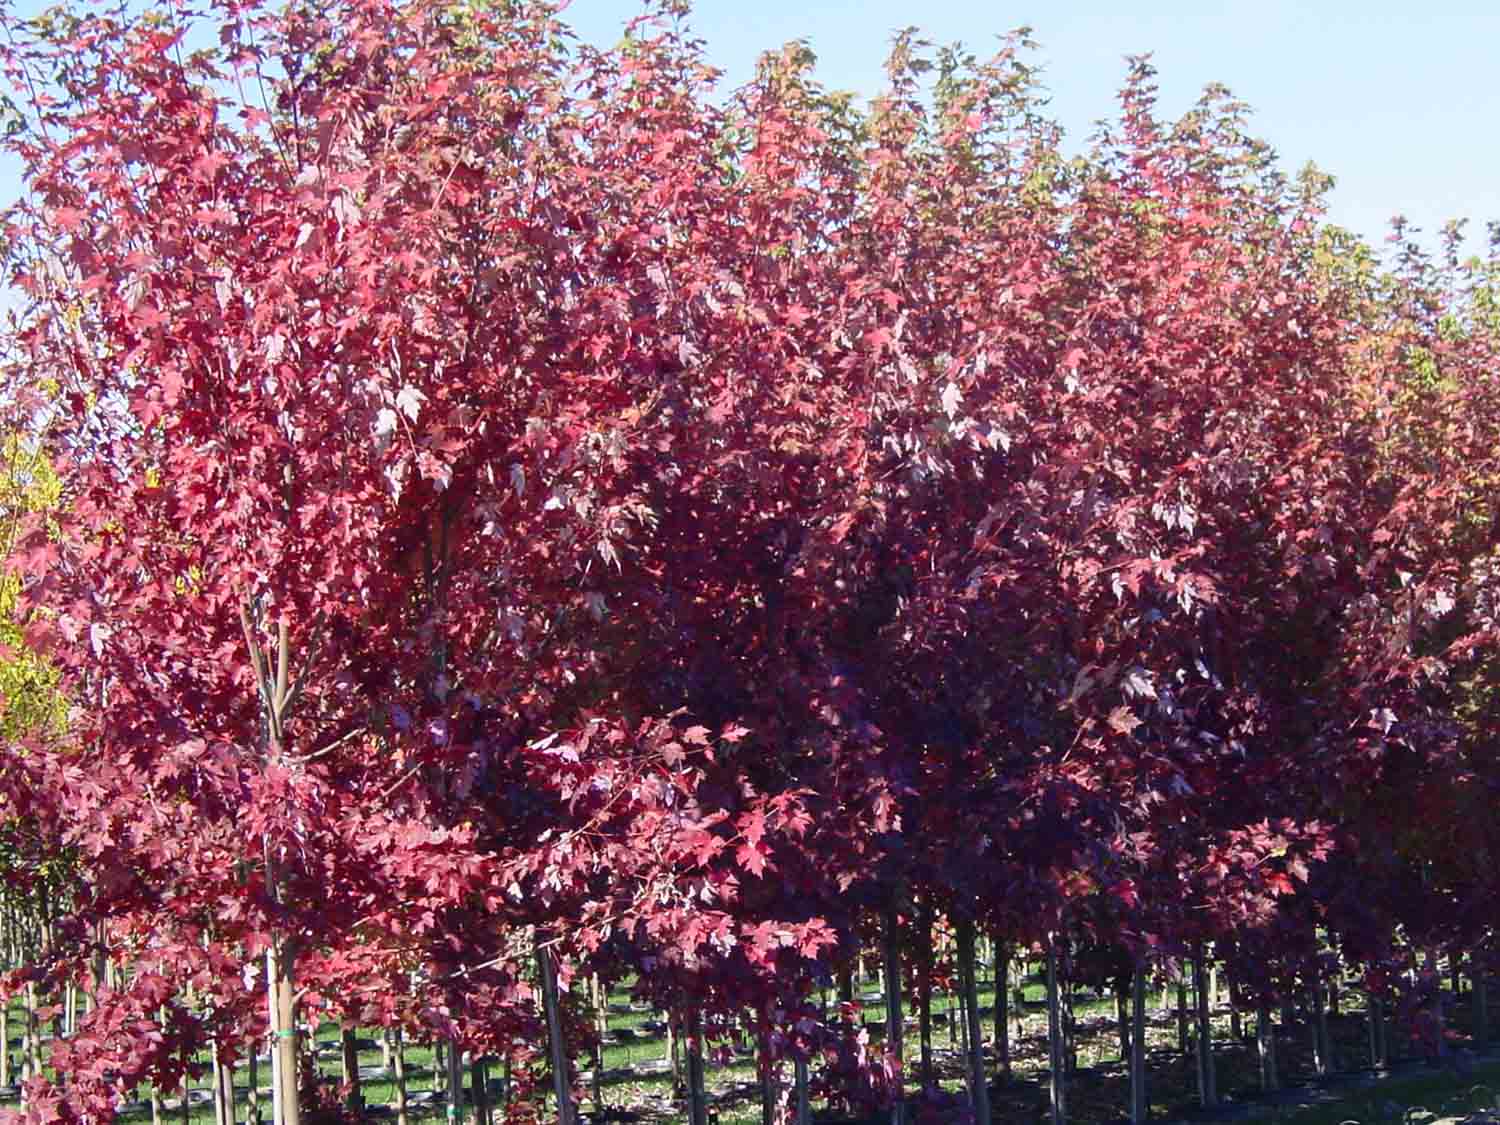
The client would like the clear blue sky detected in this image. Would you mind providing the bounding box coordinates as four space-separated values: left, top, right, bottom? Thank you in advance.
558 0 1500 254
2 0 1497 255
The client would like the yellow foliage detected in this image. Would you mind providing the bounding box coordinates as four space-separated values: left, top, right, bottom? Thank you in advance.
0 434 66 740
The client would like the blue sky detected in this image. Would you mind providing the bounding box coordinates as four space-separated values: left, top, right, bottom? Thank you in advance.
2 0 1497 255
559 0 1500 254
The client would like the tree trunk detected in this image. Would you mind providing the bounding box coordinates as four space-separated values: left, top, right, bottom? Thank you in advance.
759 1028 776 1125
957 919 990 1125
539 943 575 1125
446 1035 464 1124
1313 981 1331 1077
181 1041 192 1125
269 943 300 1125
248 1041 260 1125
1116 992 1129 1064
212 1042 228 1125
340 1026 363 1115
916 903 934 1088
794 1054 811 1125
1063 974 1077 1075
592 975 607 1114
993 939 1010 1084
472 1054 491 1125
1193 948 1217 1106
1129 964 1147 1125
1047 938 1066 1125
1 1002 9 1088
222 1042 238 1125
1228 974 1242 1042
1176 976 1188 1056
685 1010 709 1125
23 980 38 1088
246 610 304 1125
1257 1000 1278 1091
393 1027 410 1125
1044 942 1068 1125
668 1017 683 1097
882 905 905 1125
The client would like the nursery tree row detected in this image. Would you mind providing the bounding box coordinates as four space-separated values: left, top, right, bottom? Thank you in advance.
2 0 1500 1121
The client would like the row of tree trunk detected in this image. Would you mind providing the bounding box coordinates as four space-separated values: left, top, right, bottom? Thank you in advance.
4 915 1494 1124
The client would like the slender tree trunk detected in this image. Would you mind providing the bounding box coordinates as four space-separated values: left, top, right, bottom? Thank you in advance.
1228 974 1242 1042
685 1010 709 1125
1 1002 9 1088
472 1054 491 1125
340 1026 363 1115
758 1024 777 1125
90 921 108 1017
222 1042 238 1125
1116 992 1130 1063
1176 976 1188 1056
1257 1000 1278 1091
446 1035 464 1124
1313 981 1331 1077
248 1040 261 1125
668 1017 682 1096
957 919 990 1124
916 903 934 1088
592 975 607 1114
1129 964 1147 1125
212 1042 228 1125
993 939 1010 1084
539 943 575 1125
1047 938 1066 1125
949 973 959 1049
1194 948 1217 1106
181 1051 192 1125
22 978 40 1106
245 609 304 1125
271 946 300 1125
393 1027 410 1125
882 904 905 1125
794 1054 811 1125
1063 974 1077 1075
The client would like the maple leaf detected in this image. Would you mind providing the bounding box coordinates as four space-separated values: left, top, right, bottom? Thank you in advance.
1106 705 1142 736
736 843 768 878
